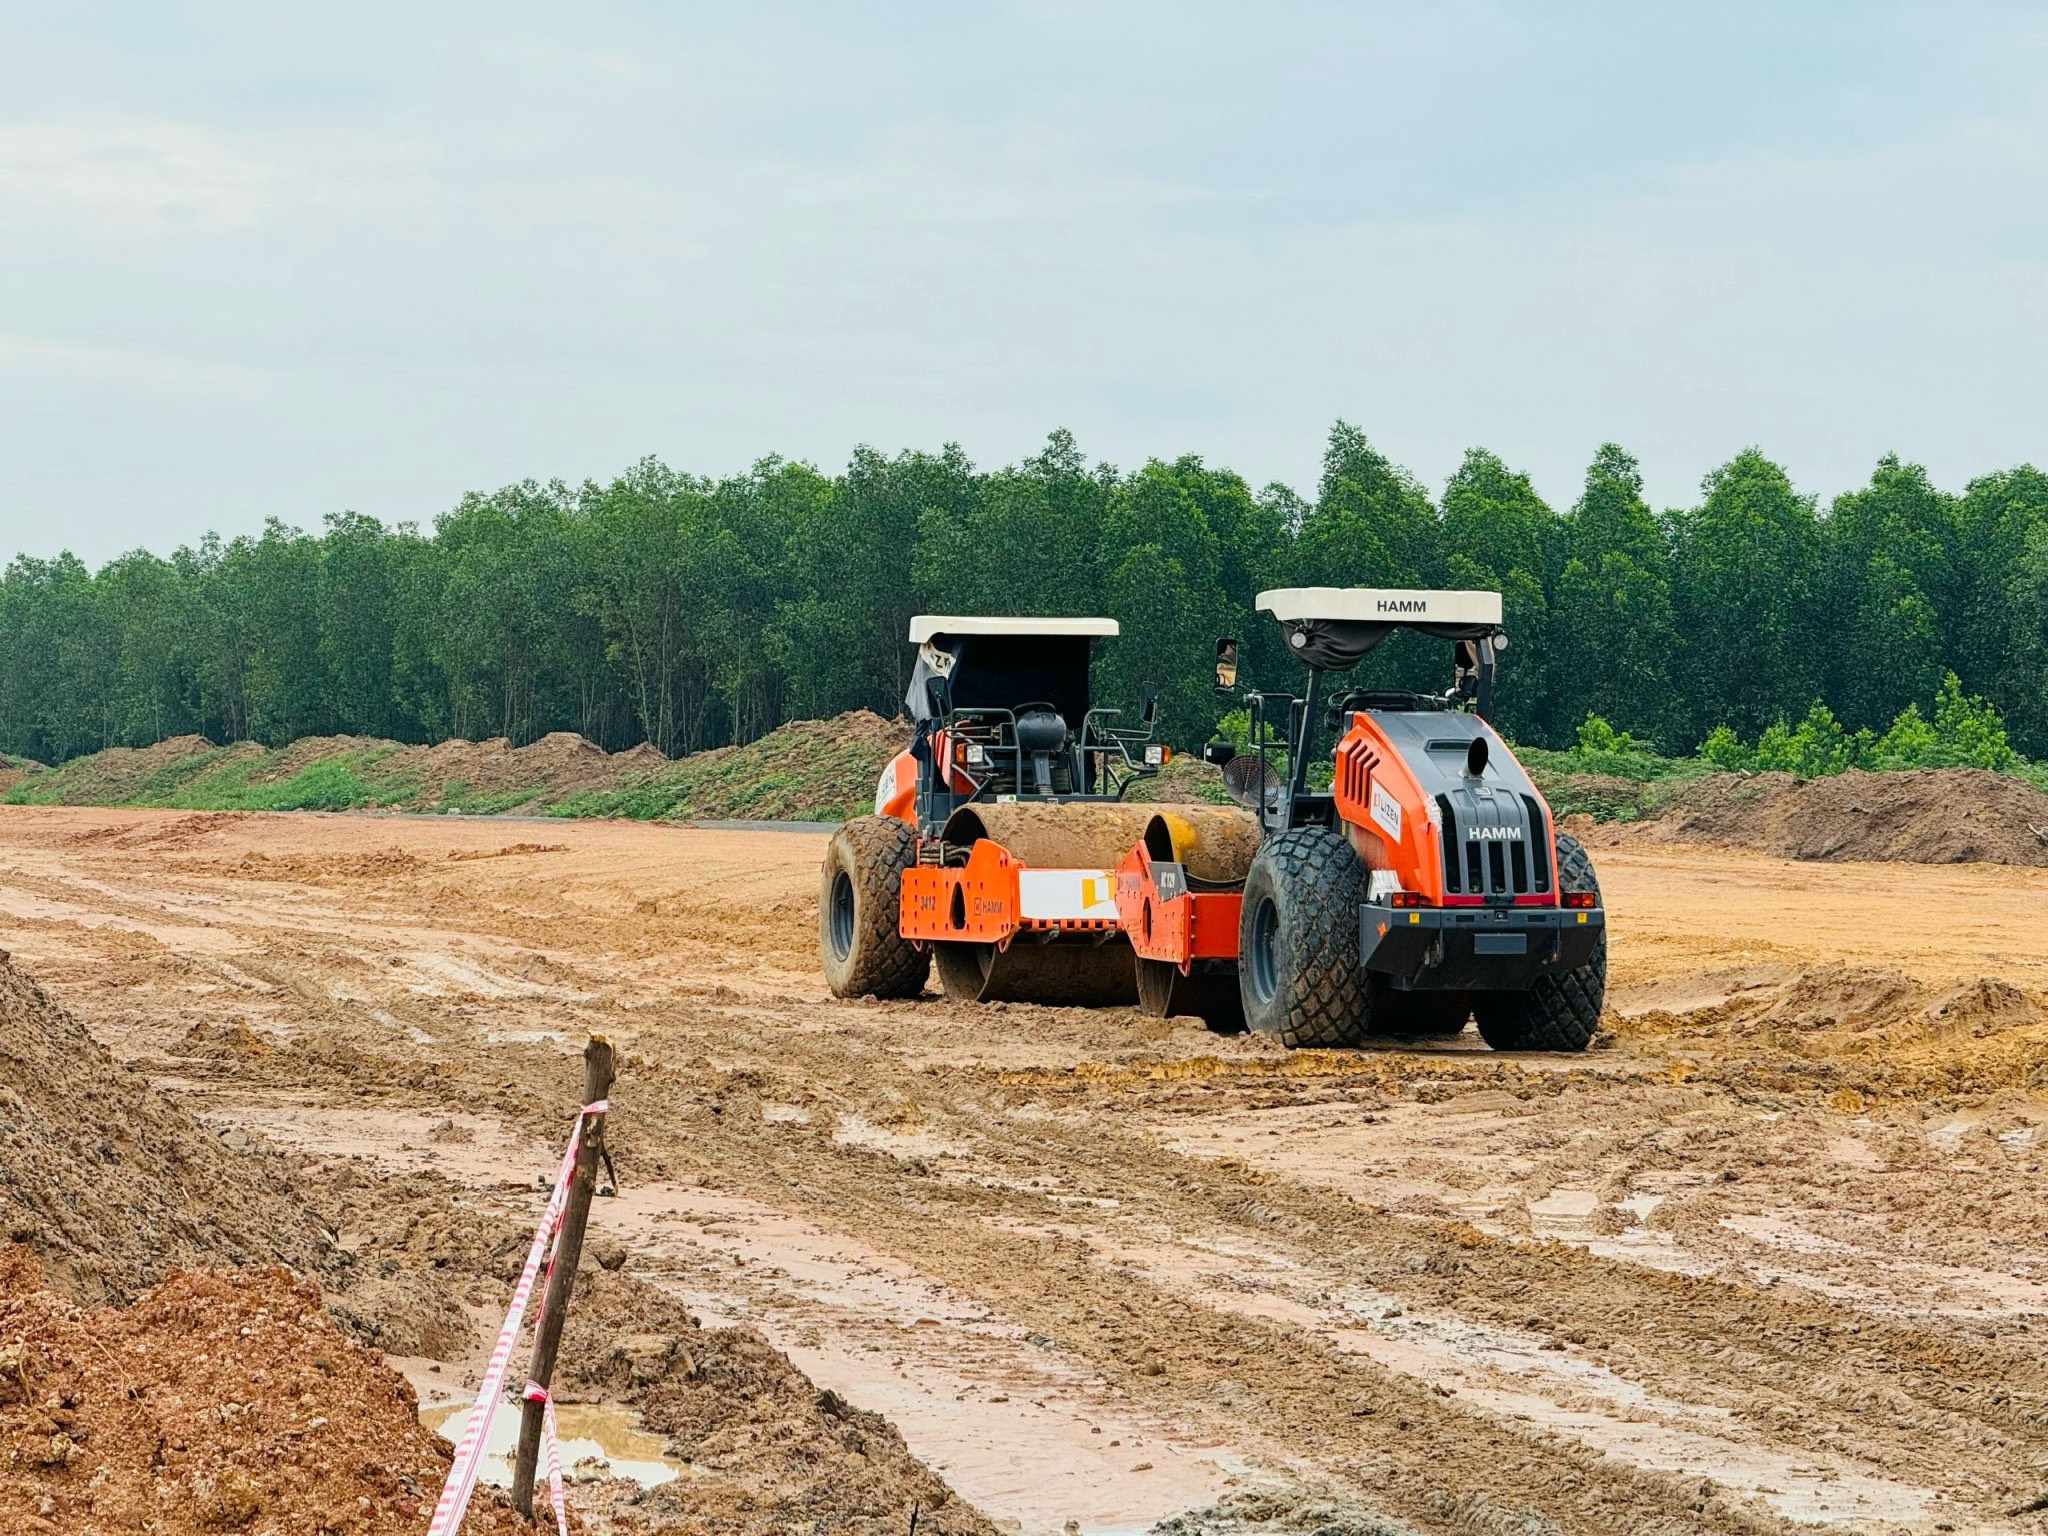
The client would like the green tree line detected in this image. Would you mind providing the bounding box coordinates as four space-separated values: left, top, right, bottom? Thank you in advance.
5 425 2046 766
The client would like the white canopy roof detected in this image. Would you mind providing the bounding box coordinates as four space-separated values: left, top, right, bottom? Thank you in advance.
908 615 1119 644
1256 588 1503 627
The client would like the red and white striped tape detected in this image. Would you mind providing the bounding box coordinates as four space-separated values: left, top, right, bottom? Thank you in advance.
426 1100 607 1536
521 1381 569 1536
543 1395 568 1535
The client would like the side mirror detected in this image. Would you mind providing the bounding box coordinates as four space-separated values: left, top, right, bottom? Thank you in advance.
1213 637 1239 691
1138 684 1158 726
924 676 953 719
1202 740 1237 767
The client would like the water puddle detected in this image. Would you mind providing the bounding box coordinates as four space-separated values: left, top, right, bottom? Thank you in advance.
422 1398 686 1488
606 1182 1247 1531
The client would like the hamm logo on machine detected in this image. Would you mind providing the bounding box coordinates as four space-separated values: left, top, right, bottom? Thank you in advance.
1470 824 1524 841
1376 598 1428 614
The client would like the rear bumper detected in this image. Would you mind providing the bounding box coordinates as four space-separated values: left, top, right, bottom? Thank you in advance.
1361 902 1604 990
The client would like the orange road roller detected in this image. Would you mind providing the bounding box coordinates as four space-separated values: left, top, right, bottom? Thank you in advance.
819 615 1195 1007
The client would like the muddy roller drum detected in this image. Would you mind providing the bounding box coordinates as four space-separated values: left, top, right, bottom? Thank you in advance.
930 802 1161 1007
1128 807 1261 1028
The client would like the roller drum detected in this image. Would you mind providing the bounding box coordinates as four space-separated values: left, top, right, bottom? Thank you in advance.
930 802 1258 1011
1136 956 1244 1030
1139 806 1261 885
940 802 1158 869
935 939 1138 1006
929 803 1157 1008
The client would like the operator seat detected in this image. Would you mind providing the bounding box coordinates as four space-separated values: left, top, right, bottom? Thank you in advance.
1013 708 1072 794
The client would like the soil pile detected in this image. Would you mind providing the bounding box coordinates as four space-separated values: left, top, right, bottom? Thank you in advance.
1611 960 2048 1101
413 731 632 803
10 736 258 806
0 1250 530 1536
646 710 907 822
0 945 995 1527
562 1269 997 1536
1585 766 2048 866
0 955 335 1304
2 712 916 821
1126 753 1230 805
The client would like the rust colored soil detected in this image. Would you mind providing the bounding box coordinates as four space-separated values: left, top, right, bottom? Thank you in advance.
0 806 2046 1534
1606 765 2048 866
0 1250 531 1536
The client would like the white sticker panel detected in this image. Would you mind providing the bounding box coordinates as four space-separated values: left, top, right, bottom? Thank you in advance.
1370 780 1403 841
1017 869 1119 921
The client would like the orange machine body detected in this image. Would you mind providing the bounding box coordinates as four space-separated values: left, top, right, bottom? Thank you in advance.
874 749 919 823
1113 839 1241 971
1329 711 1560 908
900 838 1123 948
875 730 987 826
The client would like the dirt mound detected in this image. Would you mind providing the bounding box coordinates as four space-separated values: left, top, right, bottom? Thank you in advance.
0 1252 529 1536
13 736 252 806
1656 767 2048 865
646 710 906 822
11 710 1273 822
72 810 253 851
0 950 471 1353
1610 960 2048 1102
561 1269 996 1535
1126 753 1229 805
0 955 336 1305
247 733 389 784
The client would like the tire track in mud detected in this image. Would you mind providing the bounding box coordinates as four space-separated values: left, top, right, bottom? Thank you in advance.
596 1020 2048 1523
206 1029 1806 1534
187 990 2044 1531
5 812 2048 1533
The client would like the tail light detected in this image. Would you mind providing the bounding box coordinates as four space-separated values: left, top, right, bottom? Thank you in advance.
1145 744 1168 766
1564 891 1596 909
1387 890 1427 909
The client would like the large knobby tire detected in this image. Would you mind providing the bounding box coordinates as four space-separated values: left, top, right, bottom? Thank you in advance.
1237 827 1373 1048
1472 830 1606 1052
819 816 930 999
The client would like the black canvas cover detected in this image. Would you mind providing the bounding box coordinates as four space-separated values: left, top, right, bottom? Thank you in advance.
906 633 1096 726
1283 616 1502 671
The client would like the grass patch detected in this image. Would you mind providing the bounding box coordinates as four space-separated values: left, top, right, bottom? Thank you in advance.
157 751 270 808
227 759 378 811
1515 743 1710 823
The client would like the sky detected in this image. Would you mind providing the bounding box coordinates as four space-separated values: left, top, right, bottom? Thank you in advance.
2 1 2045 566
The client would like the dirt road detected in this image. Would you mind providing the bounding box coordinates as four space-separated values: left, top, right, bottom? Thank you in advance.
2 806 2046 1535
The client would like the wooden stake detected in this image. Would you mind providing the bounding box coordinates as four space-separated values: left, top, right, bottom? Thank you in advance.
511 1035 615 1520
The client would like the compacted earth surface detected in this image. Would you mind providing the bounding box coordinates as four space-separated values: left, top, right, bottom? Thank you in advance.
1 805 2047 1534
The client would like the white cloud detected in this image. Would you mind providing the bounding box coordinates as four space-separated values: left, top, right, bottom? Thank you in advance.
0 333 264 398
0 118 268 232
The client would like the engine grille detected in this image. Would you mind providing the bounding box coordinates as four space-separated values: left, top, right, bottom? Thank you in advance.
1436 792 1549 899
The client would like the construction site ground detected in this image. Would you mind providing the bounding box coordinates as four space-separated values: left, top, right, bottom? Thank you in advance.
3 805 2047 1535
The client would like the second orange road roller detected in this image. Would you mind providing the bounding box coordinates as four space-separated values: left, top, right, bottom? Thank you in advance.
816 614 1250 1008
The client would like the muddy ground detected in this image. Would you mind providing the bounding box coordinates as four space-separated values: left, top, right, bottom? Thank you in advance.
1 806 2046 1535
